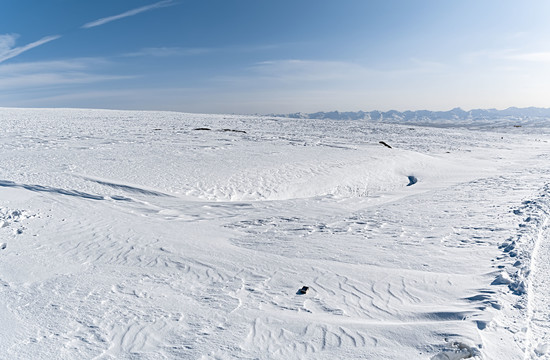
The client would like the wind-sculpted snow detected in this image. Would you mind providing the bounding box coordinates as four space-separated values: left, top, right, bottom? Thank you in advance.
1 107 550 359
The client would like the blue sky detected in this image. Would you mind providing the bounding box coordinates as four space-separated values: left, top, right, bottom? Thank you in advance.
1 0 550 114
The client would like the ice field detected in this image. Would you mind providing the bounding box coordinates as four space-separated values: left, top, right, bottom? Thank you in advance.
1 108 550 359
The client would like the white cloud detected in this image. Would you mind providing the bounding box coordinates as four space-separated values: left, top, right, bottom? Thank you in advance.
123 47 213 57
248 60 374 83
0 58 133 90
0 34 61 64
0 59 91 75
227 59 443 87
0 34 18 53
0 73 132 90
461 49 550 65
122 44 281 58
82 0 175 29
506 52 550 63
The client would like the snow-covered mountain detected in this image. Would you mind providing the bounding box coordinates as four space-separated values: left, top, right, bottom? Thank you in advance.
275 107 550 127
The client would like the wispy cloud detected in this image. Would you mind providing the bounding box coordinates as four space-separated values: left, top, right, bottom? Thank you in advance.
122 44 281 58
1 1 176 64
241 59 443 85
0 58 133 91
461 48 550 65
249 60 374 83
0 34 61 64
82 0 176 29
0 72 132 91
506 52 550 63
202 59 459 113
123 47 213 57
0 34 17 53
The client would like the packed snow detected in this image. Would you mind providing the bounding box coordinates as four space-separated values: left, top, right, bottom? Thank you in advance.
0 108 549 359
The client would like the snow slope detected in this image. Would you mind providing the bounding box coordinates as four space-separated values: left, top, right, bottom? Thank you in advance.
0 108 549 359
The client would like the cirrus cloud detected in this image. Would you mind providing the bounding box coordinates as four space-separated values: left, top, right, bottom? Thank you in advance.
0 58 134 91
82 0 176 29
0 34 61 64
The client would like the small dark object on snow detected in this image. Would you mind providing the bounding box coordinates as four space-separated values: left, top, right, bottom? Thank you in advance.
298 286 309 295
406 175 418 186
194 127 211 131
222 128 247 134
379 141 392 149
153 128 162 131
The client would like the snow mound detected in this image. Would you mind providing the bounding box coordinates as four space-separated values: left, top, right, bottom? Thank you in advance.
183 148 443 201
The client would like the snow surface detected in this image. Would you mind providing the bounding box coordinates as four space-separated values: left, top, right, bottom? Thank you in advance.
0 108 550 359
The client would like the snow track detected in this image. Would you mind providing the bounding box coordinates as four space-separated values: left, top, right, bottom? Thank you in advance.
522 187 550 358
485 183 550 360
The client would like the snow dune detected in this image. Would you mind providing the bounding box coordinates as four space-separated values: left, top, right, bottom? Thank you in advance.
0 108 549 359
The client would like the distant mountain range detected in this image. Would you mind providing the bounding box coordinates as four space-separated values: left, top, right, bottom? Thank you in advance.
272 107 550 125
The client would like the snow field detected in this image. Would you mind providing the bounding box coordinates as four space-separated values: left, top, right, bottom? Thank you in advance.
0 108 549 359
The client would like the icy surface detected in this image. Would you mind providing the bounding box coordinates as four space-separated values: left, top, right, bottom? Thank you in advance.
0 108 550 359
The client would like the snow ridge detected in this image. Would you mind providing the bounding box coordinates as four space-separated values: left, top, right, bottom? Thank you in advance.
498 184 550 358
